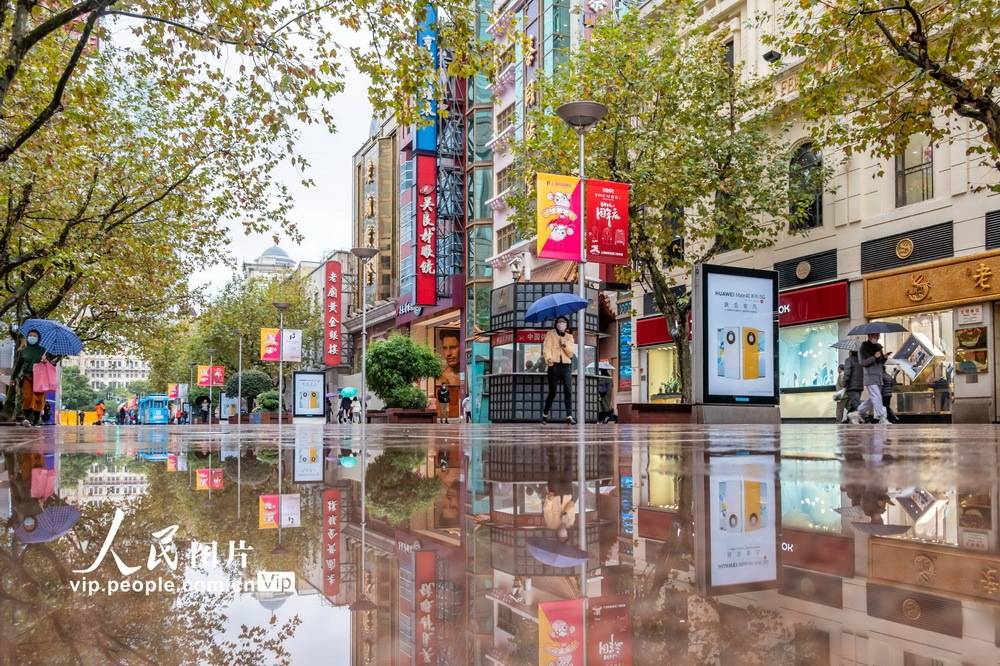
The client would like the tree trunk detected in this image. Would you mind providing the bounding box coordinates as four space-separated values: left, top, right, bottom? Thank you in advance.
673 310 693 403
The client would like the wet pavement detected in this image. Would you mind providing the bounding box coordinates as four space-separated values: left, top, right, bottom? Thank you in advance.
2 423 1000 665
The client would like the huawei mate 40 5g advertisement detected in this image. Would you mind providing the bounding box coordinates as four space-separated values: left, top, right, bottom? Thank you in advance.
701 264 779 404
707 454 779 593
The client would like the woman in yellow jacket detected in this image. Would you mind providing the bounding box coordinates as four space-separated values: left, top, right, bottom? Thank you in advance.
541 316 577 424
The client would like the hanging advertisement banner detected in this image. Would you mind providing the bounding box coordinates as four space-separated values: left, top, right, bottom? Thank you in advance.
197 365 225 387
588 596 633 666
538 598 585 666
166 454 178 472
324 260 343 366
293 372 326 418
280 493 301 528
537 173 582 261
415 154 438 305
618 320 632 391
259 494 279 529
415 5 438 153
694 264 779 405
195 468 224 491
167 383 179 399
219 394 239 421
322 489 341 596
178 383 189 402
586 179 630 265
260 328 303 362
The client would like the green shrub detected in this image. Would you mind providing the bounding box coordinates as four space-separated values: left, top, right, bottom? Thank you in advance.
366 448 441 524
366 335 442 409
254 389 280 412
386 385 428 409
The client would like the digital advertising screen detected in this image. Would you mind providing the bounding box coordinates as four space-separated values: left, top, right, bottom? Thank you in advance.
292 372 326 418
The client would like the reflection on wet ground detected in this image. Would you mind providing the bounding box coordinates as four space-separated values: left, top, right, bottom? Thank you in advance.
2 424 1000 665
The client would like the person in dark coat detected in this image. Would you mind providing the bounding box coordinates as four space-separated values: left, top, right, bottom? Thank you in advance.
849 333 889 424
882 370 899 423
15 329 47 427
841 350 864 421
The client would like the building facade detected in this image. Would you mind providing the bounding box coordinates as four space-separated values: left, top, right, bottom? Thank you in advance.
242 240 299 280
63 353 151 391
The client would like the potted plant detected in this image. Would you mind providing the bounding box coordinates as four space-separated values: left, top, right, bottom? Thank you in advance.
251 389 287 424
223 370 274 422
365 335 442 423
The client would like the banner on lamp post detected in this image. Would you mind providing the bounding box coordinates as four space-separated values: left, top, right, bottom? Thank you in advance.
536 173 583 261
538 598 586 665
260 328 281 361
324 260 343 366
586 178 630 265
415 154 438 306
197 365 225 387
260 328 303 362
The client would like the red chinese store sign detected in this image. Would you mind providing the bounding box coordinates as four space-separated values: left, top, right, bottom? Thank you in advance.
322 489 341 597
415 155 437 306
413 551 436 664
586 179 630 265
324 260 343 366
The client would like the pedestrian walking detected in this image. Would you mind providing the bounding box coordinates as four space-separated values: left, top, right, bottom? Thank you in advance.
339 394 352 423
849 333 889 424
842 350 864 422
15 329 47 427
597 368 615 423
351 397 361 423
541 316 576 425
118 405 127 425
882 370 899 423
462 394 471 423
94 401 106 425
436 383 450 423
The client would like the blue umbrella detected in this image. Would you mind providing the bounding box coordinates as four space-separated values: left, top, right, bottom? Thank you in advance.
339 387 359 398
21 318 83 356
526 537 588 568
15 505 81 544
524 293 588 323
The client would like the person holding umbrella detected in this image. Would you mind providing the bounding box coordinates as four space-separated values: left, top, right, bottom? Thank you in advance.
850 332 890 424
542 315 577 424
15 328 47 427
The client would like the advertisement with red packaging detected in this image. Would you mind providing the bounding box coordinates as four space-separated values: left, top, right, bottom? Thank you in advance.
322 489 341 597
415 155 437 306
323 260 343 366
586 178 630 265
588 596 633 666
539 599 585 666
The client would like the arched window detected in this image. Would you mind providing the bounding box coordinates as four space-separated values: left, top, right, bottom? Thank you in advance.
790 142 823 229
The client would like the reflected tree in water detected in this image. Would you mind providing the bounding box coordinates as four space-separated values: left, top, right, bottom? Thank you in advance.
365 448 442 525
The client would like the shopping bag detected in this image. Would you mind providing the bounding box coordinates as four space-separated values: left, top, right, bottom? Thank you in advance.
32 360 57 393
30 467 56 499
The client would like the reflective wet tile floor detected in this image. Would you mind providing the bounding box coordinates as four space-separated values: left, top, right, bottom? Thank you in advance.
2 424 1000 665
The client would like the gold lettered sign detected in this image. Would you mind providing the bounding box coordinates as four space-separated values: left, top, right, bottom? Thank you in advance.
864 249 1000 317
869 538 1000 603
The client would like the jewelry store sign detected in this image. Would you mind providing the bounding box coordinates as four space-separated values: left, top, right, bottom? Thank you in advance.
864 249 1000 317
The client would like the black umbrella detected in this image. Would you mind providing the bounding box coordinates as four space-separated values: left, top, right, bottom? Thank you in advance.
848 322 909 336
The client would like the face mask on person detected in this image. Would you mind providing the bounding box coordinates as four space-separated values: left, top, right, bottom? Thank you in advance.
556 323 568 333
26 335 38 345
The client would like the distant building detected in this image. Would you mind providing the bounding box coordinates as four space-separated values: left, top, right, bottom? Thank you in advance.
243 240 298 280
62 462 150 506
63 354 151 391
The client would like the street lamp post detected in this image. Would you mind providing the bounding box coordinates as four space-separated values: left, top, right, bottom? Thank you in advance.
273 303 291 426
206 348 216 426
188 363 196 426
236 330 243 427
556 100 607 660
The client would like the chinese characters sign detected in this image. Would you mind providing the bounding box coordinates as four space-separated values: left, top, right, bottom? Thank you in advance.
618 320 632 391
324 260 343 366
258 494 302 529
322 489 341 596
415 4 438 154
537 173 582 262
415 154 437 305
197 365 225 387
588 596 633 666
195 468 224 491
414 550 436 665
260 328 303 362
586 179 630 265
539 598 585 666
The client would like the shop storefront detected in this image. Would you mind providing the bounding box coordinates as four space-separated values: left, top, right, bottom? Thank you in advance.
633 315 682 403
863 248 1000 423
778 280 851 419
487 282 601 422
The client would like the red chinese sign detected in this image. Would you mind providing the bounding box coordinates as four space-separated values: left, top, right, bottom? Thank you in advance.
539 598 585 665
492 330 548 346
415 155 437 306
324 261 343 366
414 550 436 664
322 489 341 597
586 179 630 265
197 365 225 387
778 279 850 327
588 596 633 666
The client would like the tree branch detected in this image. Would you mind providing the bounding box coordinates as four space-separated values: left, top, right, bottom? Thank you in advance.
104 10 282 55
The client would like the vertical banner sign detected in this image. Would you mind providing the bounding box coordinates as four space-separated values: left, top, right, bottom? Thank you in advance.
259 495 279 529
538 599 585 666
322 489 341 596
167 384 179 399
586 179 630 265
618 320 632 391
415 4 438 153
197 365 224 387
415 154 438 305
195 468 224 491
210 366 225 387
324 260 342 366
281 329 303 362
414 551 437 665
537 173 583 261
260 328 281 361
588 596 633 666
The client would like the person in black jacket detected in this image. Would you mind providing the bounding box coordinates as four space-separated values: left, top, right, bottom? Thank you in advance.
849 333 889 424
842 350 864 421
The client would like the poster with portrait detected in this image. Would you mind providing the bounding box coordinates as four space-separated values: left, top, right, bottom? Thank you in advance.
435 327 462 387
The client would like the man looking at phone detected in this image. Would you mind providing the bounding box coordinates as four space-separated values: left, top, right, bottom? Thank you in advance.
849 333 890 425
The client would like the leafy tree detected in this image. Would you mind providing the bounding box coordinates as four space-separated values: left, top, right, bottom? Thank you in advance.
365 448 442 524
126 379 153 397
769 0 1000 186
224 370 274 412
255 389 281 412
509 8 816 401
60 365 98 410
365 335 442 409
